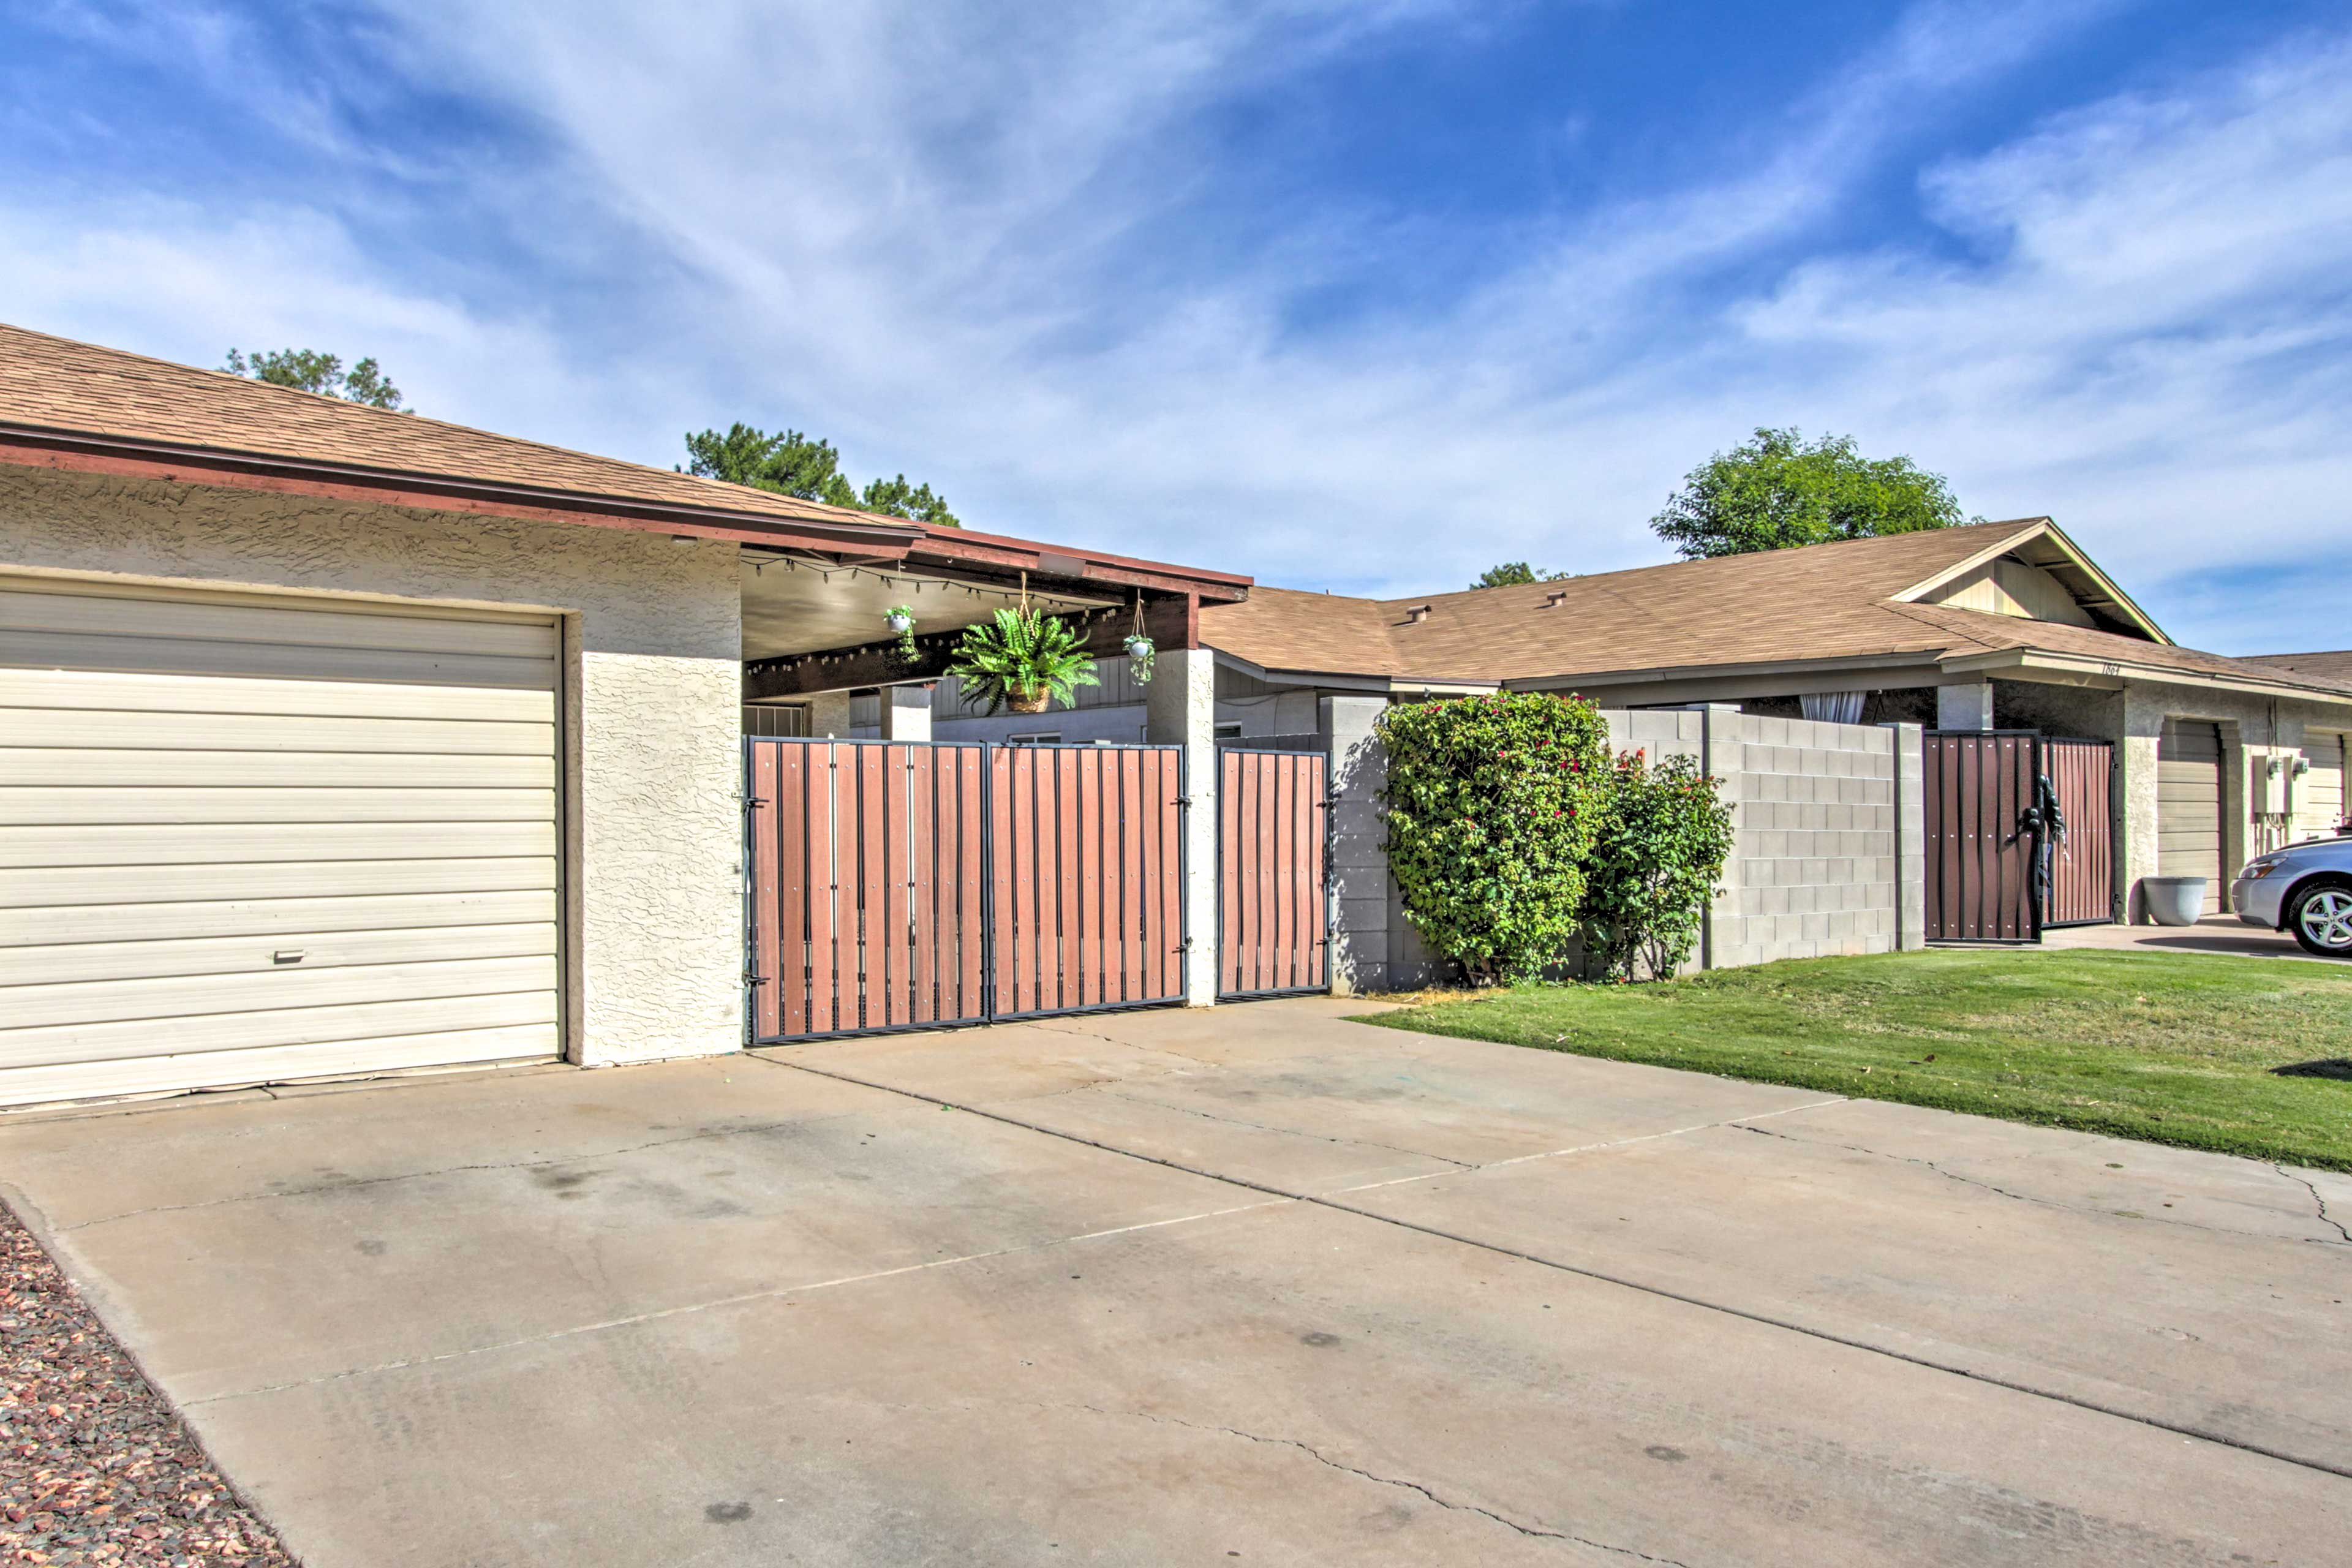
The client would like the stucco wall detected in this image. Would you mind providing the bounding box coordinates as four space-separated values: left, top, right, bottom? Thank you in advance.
0 464 744 1067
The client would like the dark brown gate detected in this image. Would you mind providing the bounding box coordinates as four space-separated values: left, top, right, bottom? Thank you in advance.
745 737 1187 1042
989 743 1186 1021
1218 748 1329 999
2041 738 2116 928
1924 730 2041 943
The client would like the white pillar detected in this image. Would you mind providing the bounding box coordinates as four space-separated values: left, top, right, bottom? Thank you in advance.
805 690 854 738
1145 647 1218 1006
1937 681 1995 730
880 684 932 741
1318 695 1389 995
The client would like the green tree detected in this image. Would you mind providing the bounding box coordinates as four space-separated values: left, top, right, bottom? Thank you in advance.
1472 562 1568 589
1649 427 1968 559
682 423 960 526
1378 692 1613 985
222 348 407 411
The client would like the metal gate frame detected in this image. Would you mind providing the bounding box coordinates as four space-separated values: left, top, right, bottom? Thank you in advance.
1216 747 1330 1000
1924 729 2045 945
744 737 1188 1044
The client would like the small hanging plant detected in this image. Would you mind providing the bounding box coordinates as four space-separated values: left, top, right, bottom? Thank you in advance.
1121 596 1156 683
884 604 918 662
946 605 1099 715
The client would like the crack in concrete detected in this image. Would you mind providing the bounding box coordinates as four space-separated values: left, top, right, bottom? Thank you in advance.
182 1196 1294 1409
1019 1018 1229 1071
1091 1088 1479 1170
1080 1405 1690 1561
2273 1165 2352 1245
56 1113 870 1234
1736 1125 2351 1248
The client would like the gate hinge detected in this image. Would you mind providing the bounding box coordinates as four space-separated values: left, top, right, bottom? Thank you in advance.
1175 795 1193 807
745 796 769 809
744 973 769 987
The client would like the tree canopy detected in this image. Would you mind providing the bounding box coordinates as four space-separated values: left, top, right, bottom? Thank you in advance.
682 423 960 526
1649 427 1969 559
1472 562 1568 589
222 348 407 411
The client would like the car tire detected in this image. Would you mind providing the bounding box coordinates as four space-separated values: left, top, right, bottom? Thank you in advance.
2288 881 2352 958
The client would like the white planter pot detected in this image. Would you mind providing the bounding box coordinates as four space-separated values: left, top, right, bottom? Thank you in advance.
2142 876 2207 927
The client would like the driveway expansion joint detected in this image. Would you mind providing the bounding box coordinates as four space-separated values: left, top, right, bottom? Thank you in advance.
1090 1088 1480 1169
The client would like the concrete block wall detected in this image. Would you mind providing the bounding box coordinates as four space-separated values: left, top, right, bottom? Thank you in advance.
1325 702 1926 992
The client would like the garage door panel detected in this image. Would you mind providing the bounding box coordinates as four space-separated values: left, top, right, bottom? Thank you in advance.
0 668 554 723
2301 731 2346 839
0 581 563 1100
0 989 559 1070
0 587 556 658
0 630 556 690
0 748 554 789
0 820 556 869
0 919 558 987
0 787 557 826
2158 719 2224 915
0 1023 560 1107
2 954 557 1031
0 889 557 948
6 709 556 757
0 856 556 909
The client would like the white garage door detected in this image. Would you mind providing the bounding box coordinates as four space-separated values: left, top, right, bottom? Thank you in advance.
0 578 562 1106
2301 731 2347 840
2158 718 2225 917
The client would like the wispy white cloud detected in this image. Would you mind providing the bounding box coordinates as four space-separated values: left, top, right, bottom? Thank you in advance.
2 1 2348 651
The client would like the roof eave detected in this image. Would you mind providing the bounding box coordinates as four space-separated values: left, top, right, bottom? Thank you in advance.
0 421 924 554
1940 647 2352 704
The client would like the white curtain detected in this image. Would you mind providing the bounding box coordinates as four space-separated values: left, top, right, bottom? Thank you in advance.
1798 691 1867 725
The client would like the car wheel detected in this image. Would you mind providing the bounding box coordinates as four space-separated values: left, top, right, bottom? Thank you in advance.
2289 883 2352 958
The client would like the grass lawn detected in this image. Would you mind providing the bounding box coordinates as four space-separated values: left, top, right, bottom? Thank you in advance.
1359 949 2352 1170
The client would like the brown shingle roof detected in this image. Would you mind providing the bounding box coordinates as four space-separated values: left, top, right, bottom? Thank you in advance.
0 320 916 537
2241 649 2352 684
1202 522 2352 702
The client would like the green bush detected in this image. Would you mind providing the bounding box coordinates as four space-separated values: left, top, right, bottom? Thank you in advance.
1378 692 1612 984
1579 752 1735 982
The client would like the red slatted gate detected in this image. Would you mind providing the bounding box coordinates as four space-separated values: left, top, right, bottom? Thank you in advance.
745 738 1185 1043
1218 748 1329 999
2041 738 2116 928
989 744 1187 1021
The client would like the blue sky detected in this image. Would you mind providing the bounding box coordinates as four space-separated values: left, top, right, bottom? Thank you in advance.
4 0 2348 652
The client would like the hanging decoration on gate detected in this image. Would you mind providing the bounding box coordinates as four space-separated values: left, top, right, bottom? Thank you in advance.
1123 592 1156 684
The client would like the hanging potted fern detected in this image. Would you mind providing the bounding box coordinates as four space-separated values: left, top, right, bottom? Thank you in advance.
946 605 1099 715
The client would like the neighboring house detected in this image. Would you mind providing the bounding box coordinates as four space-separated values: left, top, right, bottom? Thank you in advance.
930 518 2352 923
0 322 1245 1106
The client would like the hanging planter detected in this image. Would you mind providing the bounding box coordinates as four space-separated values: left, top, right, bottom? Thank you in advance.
884 604 918 662
1123 631 1156 684
945 603 1099 717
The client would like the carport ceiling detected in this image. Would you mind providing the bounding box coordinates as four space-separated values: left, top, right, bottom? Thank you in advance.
741 552 1118 660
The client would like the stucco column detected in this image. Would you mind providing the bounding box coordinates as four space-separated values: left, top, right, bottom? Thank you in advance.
1881 721 1928 950
804 689 854 738
880 683 932 741
1318 694 1389 995
1145 647 1218 1006
2119 688 2164 922
1937 681 1995 730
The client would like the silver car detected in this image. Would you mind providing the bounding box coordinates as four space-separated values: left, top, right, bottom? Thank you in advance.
2233 834 2352 957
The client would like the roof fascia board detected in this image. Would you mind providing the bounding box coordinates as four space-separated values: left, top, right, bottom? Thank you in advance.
1506 649 1943 693
1891 517 2170 645
914 527 1250 602
0 424 922 554
1945 648 2352 706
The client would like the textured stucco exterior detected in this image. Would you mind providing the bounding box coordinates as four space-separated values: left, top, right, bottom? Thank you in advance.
0 464 744 1068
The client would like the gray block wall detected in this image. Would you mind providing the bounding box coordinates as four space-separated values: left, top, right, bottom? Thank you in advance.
1324 703 1928 993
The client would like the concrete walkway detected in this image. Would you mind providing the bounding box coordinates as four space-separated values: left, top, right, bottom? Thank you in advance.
4 1000 2349 1566
2042 914 2323 962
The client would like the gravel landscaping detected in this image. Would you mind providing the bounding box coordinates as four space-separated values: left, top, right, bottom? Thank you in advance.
2 1201 294 1566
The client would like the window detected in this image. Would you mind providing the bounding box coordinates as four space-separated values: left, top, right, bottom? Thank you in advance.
1215 722 1244 740
1006 731 1061 745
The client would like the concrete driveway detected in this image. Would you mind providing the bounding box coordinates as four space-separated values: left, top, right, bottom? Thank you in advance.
4 1000 2349 1567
